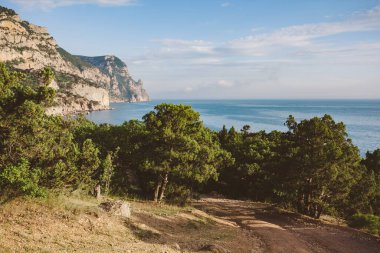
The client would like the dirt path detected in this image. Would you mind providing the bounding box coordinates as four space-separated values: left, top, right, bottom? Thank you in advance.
193 198 380 253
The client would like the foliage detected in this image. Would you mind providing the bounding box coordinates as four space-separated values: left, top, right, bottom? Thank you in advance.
362 149 380 215
142 103 232 202
213 115 371 219
287 115 362 218
0 63 102 199
348 213 380 235
0 6 17 16
363 149 380 173
56 47 93 71
100 151 117 195
1 61 380 230
39 67 55 86
0 159 46 198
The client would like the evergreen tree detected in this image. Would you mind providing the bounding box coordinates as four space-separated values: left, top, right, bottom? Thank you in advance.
289 115 362 218
142 103 230 202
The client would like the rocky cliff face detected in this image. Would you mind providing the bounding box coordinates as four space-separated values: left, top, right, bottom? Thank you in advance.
0 6 149 115
78 55 149 102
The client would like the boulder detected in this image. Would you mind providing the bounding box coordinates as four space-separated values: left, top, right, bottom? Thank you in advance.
99 200 131 218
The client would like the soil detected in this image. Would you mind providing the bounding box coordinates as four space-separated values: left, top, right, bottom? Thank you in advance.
193 197 380 253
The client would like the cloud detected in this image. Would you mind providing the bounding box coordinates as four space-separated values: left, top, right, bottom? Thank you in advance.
9 0 136 9
224 5 380 55
184 87 193 92
130 5 380 99
156 39 214 55
136 4 380 67
216 80 234 87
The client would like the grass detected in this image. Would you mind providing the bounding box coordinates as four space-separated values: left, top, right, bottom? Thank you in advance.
0 194 256 252
349 213 380 235
126 220 161 240
209 231 235 240
43 192 100 215
131 199 193 217
0 194 135 252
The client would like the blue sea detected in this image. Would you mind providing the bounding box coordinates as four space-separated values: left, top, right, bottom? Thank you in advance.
86 99 380 156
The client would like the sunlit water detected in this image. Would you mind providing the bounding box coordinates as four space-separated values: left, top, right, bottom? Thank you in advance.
86 99 380 156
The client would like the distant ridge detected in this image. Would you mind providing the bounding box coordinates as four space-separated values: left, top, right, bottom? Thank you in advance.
0 5 149 115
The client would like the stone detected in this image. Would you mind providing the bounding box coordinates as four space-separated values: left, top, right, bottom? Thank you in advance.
99 200 131 218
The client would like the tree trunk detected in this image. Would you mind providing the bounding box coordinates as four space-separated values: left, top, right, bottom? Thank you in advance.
315 205 323 219
297 193 302 212
158 172 169 202
153 175 162 202
95 184 101 201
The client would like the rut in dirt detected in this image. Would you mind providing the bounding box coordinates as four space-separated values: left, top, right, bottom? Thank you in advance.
193 198 380 253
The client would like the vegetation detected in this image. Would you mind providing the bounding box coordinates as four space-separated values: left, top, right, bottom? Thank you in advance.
56 47 93 71
0 63 379 235
141 103 231 202
0 6 17 16
349 213 380 235
0 63 102 201
78 55 127 70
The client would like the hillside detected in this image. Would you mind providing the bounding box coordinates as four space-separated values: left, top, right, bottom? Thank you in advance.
1 196 379 253
0 6 149 115
78 55 149 102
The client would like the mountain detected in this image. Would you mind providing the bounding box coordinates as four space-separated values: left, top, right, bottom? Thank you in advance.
0 6 149 115
77 55 149 102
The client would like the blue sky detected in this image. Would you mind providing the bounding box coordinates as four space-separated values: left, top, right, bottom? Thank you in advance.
2 0 380 99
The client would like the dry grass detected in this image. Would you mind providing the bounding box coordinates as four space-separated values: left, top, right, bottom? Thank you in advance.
0 196 179 253
0 195 261 253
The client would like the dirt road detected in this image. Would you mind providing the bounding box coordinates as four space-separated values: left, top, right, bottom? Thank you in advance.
193 198 380 253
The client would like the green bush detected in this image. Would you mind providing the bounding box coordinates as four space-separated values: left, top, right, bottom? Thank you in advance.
348 213 380 235
165 184 192 206
0 159 46 198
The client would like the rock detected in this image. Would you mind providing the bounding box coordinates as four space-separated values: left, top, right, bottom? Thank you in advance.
200 244 230 253
99 200 131 218
77 55 149 102
0 7 149 115
72 83 110 108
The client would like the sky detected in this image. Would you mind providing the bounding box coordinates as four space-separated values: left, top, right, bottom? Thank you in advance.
1 0 380 99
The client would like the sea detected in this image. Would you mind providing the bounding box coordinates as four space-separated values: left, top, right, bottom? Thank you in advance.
86 99 380 156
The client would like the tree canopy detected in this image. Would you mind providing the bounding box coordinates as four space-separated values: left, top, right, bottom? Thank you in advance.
1 62 379 231
142 103 231 202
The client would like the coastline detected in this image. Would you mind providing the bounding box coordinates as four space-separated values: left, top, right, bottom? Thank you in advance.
86 99 380 156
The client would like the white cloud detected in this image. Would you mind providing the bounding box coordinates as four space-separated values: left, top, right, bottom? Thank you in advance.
156 39 214 55
225 5 380 55
135 4 380 65
130 5 380 99
10 0 136 9
184 87 193 92
216 80 234 87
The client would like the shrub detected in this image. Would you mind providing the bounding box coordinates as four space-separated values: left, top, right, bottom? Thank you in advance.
165 184 192 206
348 213 380 235
0 159 46 198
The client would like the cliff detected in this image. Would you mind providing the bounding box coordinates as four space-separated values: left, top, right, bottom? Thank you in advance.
0 6 149 115
78 55 149 102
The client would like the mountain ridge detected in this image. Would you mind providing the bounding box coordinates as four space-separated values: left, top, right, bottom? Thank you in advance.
77 55 149 102
0 6 149 115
